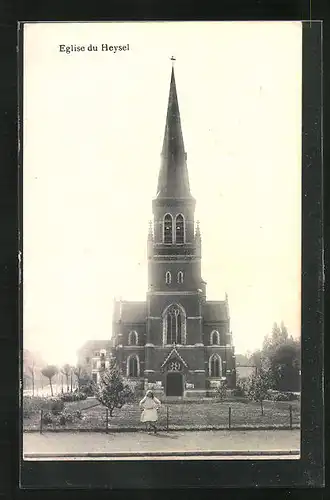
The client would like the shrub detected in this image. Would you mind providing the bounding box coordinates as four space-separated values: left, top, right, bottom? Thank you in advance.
232 378 248 397
270 391 297 402
59 408 76 425
22 396 46 418
123 378 144 401
41 411 53 425
60 391 87 402
215 383 227 401
49 398 65 415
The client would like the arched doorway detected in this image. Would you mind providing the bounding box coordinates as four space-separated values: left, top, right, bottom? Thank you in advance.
166 372 184 396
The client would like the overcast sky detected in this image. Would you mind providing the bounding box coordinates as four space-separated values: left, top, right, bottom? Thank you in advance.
23 21 302 366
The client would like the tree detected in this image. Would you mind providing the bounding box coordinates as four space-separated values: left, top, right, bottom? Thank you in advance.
70 366 74 392
251 322 301 392
28 361 35 396
41 365 58 397
73 365 83 392
94 359 134 416
215 380 228 402
61 364 71 392
246 365 273 415
79 370 94 396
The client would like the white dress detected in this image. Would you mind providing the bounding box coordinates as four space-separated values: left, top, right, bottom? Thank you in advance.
139 396 161 422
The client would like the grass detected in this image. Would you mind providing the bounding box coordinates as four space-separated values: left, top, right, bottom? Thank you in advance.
23 397 300 431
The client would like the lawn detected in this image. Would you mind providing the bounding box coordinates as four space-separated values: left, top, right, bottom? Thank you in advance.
23 397 300 431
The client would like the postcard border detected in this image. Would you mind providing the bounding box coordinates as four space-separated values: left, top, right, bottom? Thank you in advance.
18 20 324 489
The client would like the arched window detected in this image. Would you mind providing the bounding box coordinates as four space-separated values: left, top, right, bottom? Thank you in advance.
163 304 186 345
127 355 139 377
177 271 184 284
175 214 185 244
163 214 173 244
165 271 172 284
128 330 138 345
210 330 220 345
209 354 222 377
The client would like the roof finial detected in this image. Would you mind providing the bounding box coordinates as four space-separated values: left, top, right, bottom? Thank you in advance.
170 55 176 66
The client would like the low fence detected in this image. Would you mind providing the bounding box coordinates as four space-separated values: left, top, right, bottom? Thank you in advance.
33 399 300 433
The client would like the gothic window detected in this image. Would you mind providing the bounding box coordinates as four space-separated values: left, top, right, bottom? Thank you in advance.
210 330 220 345
164 305 186 345
163 214 173 244
175 214 185 244
127 355 139 377
92 373 98 383
209 354 222 377
128 330 138 345
177 271 184 284
165 271 172 284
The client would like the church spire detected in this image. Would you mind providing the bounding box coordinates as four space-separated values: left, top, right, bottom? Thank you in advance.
156 60 191 199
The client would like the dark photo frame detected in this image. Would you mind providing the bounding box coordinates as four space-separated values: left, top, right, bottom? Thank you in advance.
17 19 323 490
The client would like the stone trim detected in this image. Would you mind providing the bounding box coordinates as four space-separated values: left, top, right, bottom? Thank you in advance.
160 347 188 369
152 258 198 263
123 346 144 349
149 291 200 296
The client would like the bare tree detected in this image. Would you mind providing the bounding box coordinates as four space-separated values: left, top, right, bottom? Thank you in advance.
61 364 71 392
28 361 35 396
41 365 58 397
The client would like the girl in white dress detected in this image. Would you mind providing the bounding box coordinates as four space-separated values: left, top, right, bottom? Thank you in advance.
139 390 161 433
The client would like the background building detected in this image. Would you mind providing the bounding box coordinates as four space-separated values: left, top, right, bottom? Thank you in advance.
77 340 113 383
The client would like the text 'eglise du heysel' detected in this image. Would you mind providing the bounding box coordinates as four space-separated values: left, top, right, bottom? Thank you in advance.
59 44 130 54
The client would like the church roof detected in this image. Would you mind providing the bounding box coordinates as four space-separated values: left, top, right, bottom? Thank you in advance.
120 301 147 323
156 64 192 199
203 301 229 322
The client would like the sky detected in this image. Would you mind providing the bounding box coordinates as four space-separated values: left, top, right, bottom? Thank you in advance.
23 21 302 366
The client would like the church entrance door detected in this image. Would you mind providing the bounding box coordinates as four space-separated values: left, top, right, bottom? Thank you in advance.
166 372 184 396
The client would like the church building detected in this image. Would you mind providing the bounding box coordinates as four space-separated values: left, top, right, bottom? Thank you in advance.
111 63 236 397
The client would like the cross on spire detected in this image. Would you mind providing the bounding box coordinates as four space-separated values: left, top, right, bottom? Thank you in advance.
170 55 176 65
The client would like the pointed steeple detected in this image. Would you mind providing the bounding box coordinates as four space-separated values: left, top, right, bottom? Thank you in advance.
156 62 192 199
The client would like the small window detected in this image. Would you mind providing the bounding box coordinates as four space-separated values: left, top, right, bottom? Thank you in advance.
165 271 172 284
94 351 100 357
175 214 185 244
163 214 173 244
85 357 90 364
128 330 138 346
210 330 220 345
177 271 184 284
